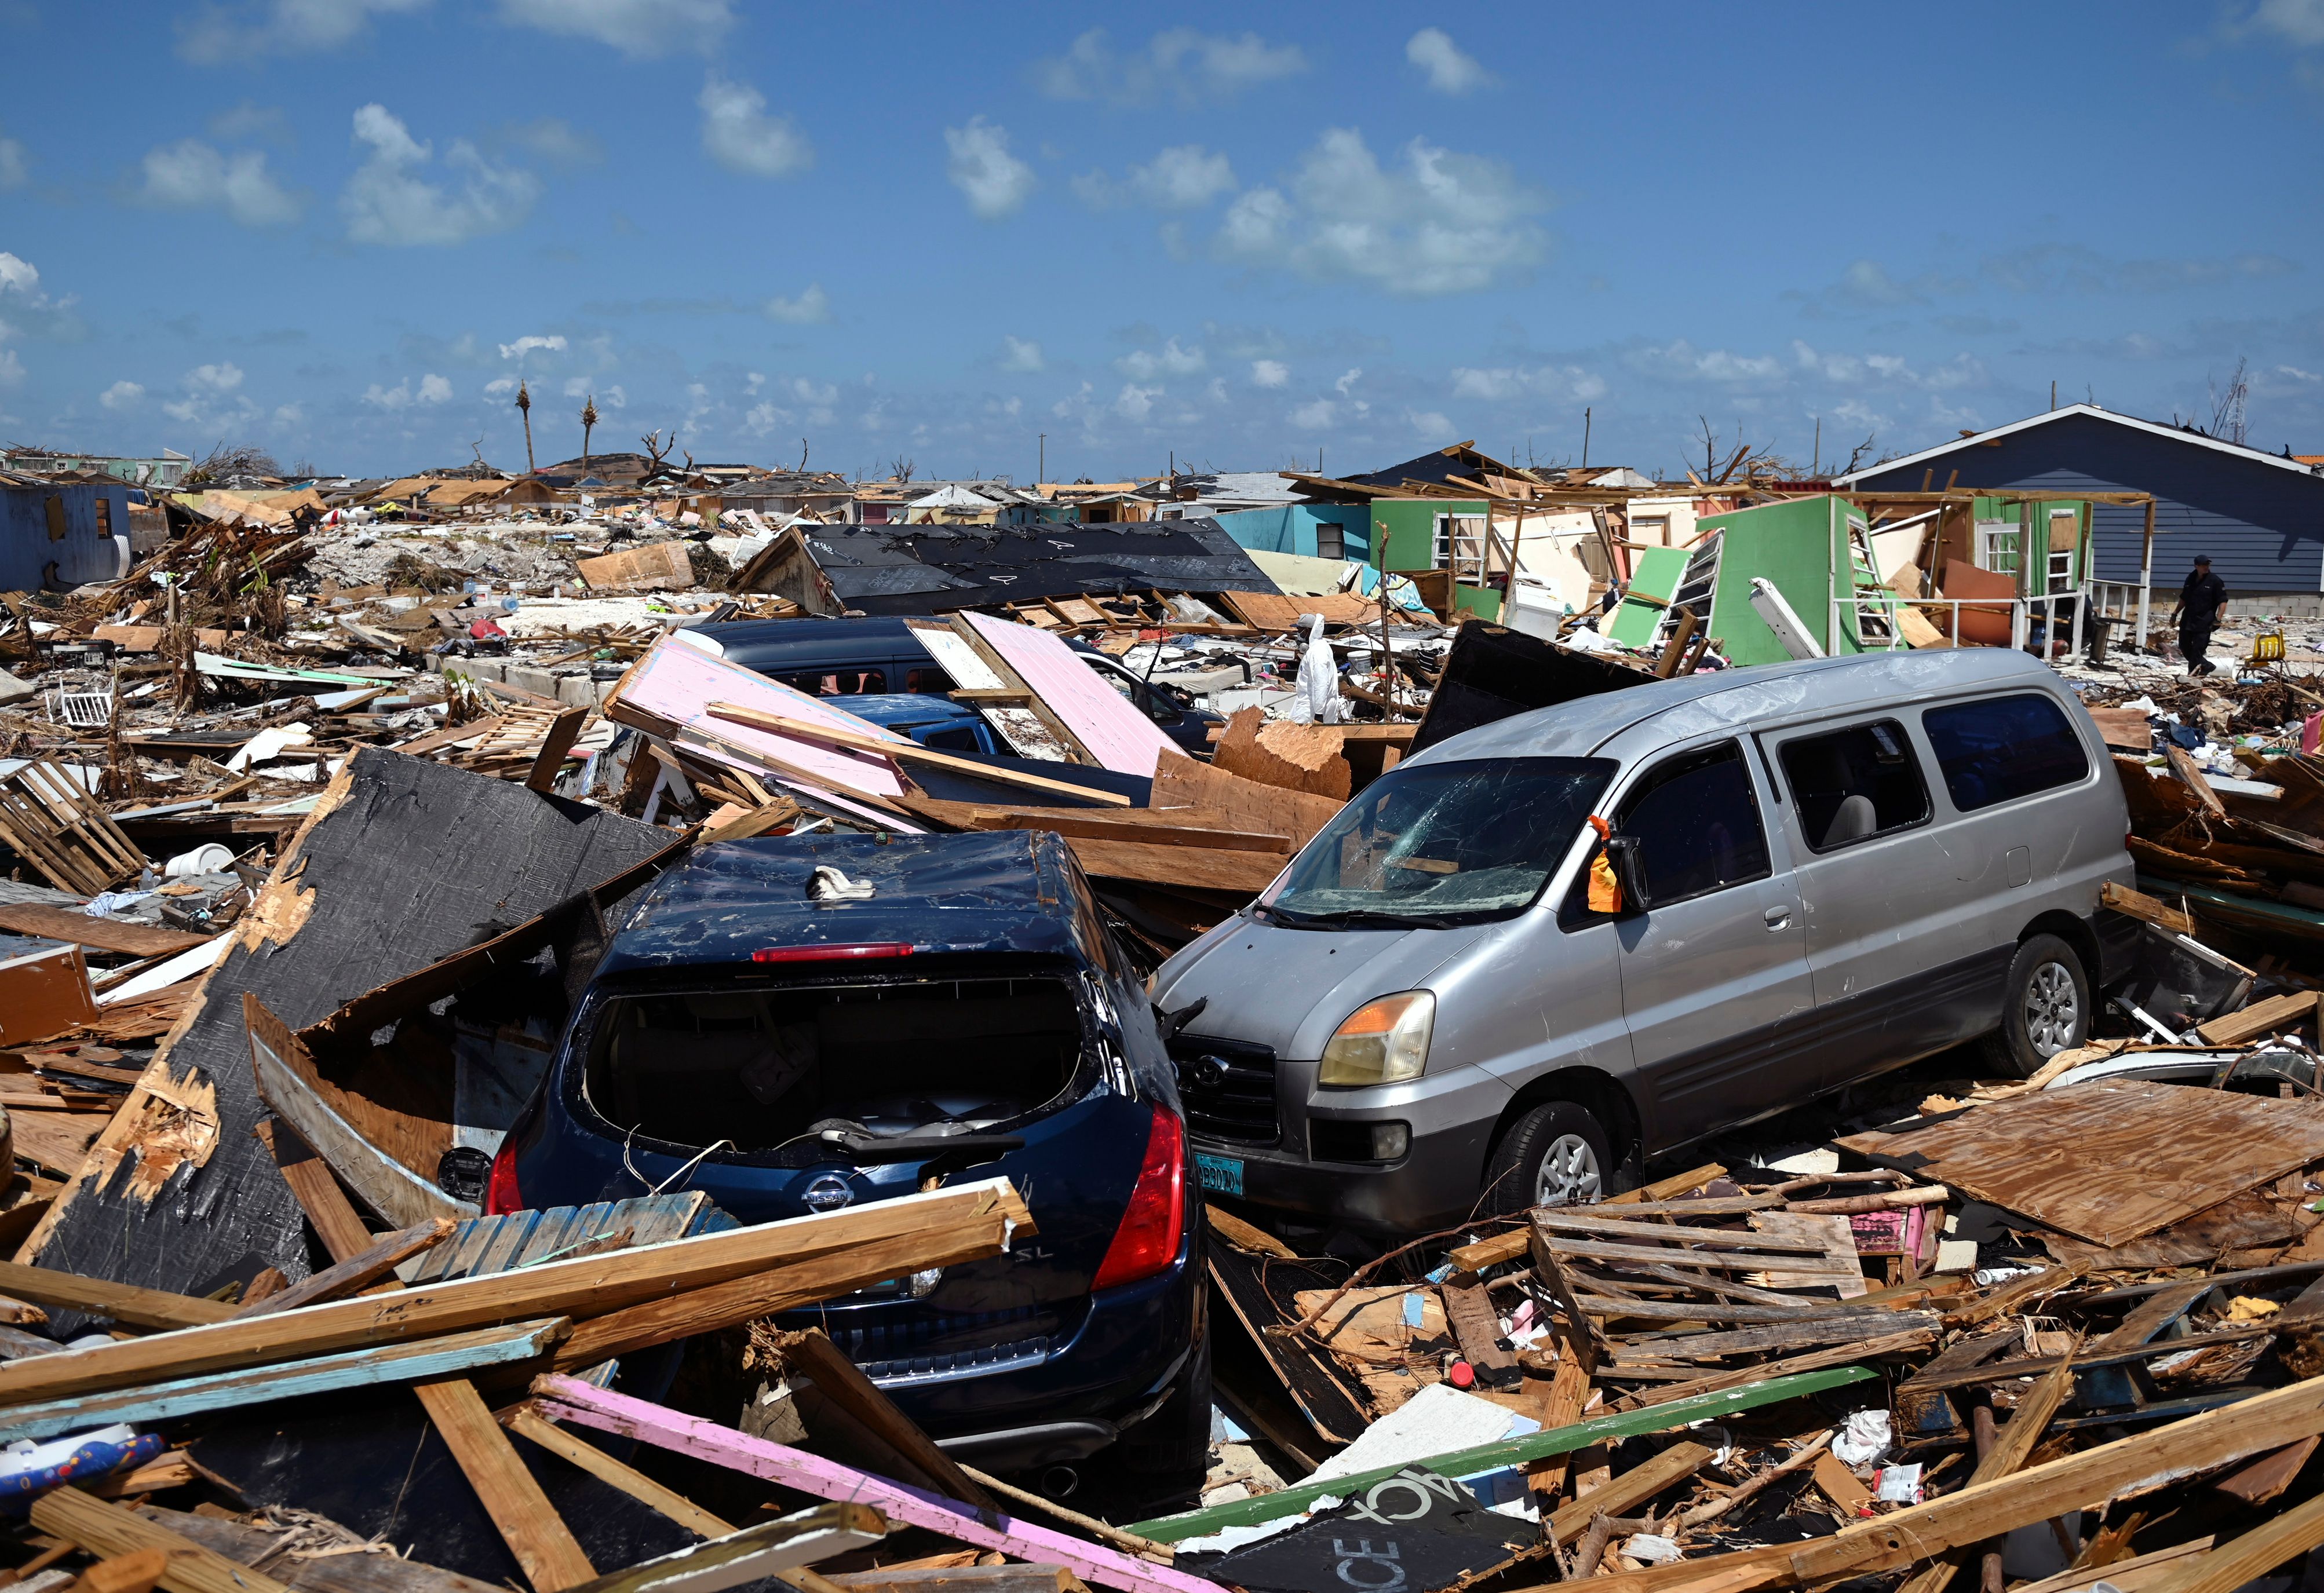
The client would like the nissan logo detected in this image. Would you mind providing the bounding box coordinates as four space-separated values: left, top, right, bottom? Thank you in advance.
802 1174 854 1212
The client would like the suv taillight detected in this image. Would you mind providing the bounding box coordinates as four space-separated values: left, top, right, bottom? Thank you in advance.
486 1139 524 1215
1091 1105 1186 1291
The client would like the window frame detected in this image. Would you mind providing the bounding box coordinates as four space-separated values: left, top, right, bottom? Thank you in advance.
1773 717 1934 856
1919 691 2094 814
1611 738 1773 911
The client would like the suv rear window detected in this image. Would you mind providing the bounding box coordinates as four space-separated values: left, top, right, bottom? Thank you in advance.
1778 720 1930 852
1921 693 2089 812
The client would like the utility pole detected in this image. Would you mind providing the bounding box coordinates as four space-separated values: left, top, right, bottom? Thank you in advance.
1581 407 1591 469
579 394 599 473
1811 416 1820 476
2051 379 2057 411
515 379 535 475
1038 433 1046 484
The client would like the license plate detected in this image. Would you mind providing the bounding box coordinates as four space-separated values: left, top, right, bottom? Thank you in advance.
1194 1152 1244 1198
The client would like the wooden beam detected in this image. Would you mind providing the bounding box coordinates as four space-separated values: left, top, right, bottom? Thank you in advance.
254 1116 374 1266
414 1376 597 1592
768 1329 997 1510
1544 1441 1710 1544
0 1260 234 1331
506 1406 736 1539
2100 880 2195 938
2196 989 2316 1047
526 707 591 794
28 1488 294 1593
230 1216 456 1318
0 1320 570 1443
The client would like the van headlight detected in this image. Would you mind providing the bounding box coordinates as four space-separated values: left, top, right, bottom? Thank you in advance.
1318 992 1434 1087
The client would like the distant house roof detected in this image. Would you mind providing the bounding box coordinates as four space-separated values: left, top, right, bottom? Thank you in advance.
1349 440 1526 491
1836 404 2324 486
909 484 999 510
798 517 1280 616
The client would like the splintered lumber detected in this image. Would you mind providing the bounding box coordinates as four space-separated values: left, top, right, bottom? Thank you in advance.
2101 880 2196 938
1441 1280 1521 1389
1837 1082 2324 1248
1122 1365 1876 1542
0 1320 570 1442
0 905 210 959
29 1487 295 1593
534 1377 1211 1593
1446 1164 1729 1274
255 1117 374 1265
2141 1493 2324 1593
527 706 592 793
61 1549 170 1593
563 1503 886 1593
769 1329 996 1509
1533 1212 1832 1252
703 703 1132 806
0 1260 235 1330
506 1406 737 1539
2166 743 2228 819
246 995 476 1229
0 1178 1035 1408
1543 1441 1710 1544
231 1216 457 1317
958 806 1291 854
1060 838 1285 896
134 1507 509 1593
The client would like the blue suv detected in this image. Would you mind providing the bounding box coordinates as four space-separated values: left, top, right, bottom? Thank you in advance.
489 829 1210 1474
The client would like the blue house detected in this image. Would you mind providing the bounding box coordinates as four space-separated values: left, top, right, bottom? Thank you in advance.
1838 404 2324 611
1206 502 1371 562
0 474 136 591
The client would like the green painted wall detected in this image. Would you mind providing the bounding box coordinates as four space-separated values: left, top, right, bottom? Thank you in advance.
1691 495 1858 667
1369 496 1501 620
1606 547 1689 647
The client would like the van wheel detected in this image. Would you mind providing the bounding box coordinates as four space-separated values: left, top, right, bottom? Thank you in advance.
1482 1101 1625 1218
1982 934 2091 1079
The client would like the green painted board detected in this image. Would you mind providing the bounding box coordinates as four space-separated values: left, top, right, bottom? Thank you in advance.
1128 1363 1876 1541
1605 546 1689 647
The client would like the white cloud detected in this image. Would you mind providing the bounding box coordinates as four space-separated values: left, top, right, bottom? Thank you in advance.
944 117 1036 220
208 101 287 143
1408 409 1453 436
136 139 302 228
177 0 429 62
100 380 145 410
0 134 26 190
601 383 626 408
363 370 452 410
1405 28 1491 93
497 333 566 360
1001 336 1045 372
1451 363 1606 403
1289 397 1336 429
1250 359 1289 388
495 0 733 56
1117 338 1206 379
504 117 600 167
2245 0 2324 46
1215 127 1547 296
0 252 38 299
1076 144 1239 211
563 377 590 397
698 75 812 178
765 283 830 323
1034 28 1307 104
342 104 541 246
163 361 257 426
1335 367 1363 395
1114 383 1162 421
484 376 516 397
189 361 244 393
0 349 24 388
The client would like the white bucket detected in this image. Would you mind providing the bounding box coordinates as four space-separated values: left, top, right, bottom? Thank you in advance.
163 843 234 878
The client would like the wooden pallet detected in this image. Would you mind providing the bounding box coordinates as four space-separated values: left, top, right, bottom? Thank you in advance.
0 761 145 894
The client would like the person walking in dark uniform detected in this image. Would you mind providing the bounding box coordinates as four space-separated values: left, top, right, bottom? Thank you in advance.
2173 555 2228 677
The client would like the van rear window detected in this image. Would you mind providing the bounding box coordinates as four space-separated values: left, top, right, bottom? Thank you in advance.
1921 693 2089 812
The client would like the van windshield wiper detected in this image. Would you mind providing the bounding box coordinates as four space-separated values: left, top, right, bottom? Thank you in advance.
1266 906 1465 931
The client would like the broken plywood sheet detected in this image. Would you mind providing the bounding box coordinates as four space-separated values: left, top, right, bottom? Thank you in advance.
577 541 694 593
1152 752 1343 849
1213 708 1353 801
959 611 1181 779
1835 1080 2324 1247
1293 1283 1456 1420
19 749 670 1312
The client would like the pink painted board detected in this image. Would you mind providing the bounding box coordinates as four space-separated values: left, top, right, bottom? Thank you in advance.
532 1376 1214 1593
960 613 1180 780
611 634 909 799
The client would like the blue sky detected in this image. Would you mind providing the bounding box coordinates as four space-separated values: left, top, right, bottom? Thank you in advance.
1 0 2321 482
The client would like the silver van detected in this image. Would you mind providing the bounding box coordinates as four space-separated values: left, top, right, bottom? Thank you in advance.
1149 649 2134 1233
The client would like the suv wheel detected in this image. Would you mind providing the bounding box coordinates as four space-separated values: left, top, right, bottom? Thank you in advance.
1117 1317 1212 1475
1482 1101 1626 1218
1982 933 2092 1079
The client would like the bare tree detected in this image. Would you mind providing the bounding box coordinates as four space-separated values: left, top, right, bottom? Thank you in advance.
2209 357 2249 446
641 429 677 470
183 441 284 487
1840 433 1878 476
1691 417 1790 484
889 454 916 484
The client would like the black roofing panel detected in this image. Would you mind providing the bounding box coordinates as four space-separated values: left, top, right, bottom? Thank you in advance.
799 518 1279 615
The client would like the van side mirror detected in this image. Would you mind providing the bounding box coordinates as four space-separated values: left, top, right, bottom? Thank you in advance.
1603 835 1649 916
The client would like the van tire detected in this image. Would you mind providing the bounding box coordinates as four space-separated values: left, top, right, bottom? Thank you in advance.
1482 1101 1625 1218
1982 933 2092 1079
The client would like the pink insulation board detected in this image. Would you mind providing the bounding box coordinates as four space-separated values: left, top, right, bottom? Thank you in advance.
960 611 1182 779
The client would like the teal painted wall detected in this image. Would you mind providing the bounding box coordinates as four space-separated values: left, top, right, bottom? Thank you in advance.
1211 504 1371 560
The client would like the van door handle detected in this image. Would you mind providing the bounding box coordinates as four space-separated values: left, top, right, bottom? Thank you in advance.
1763 905 1792 930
